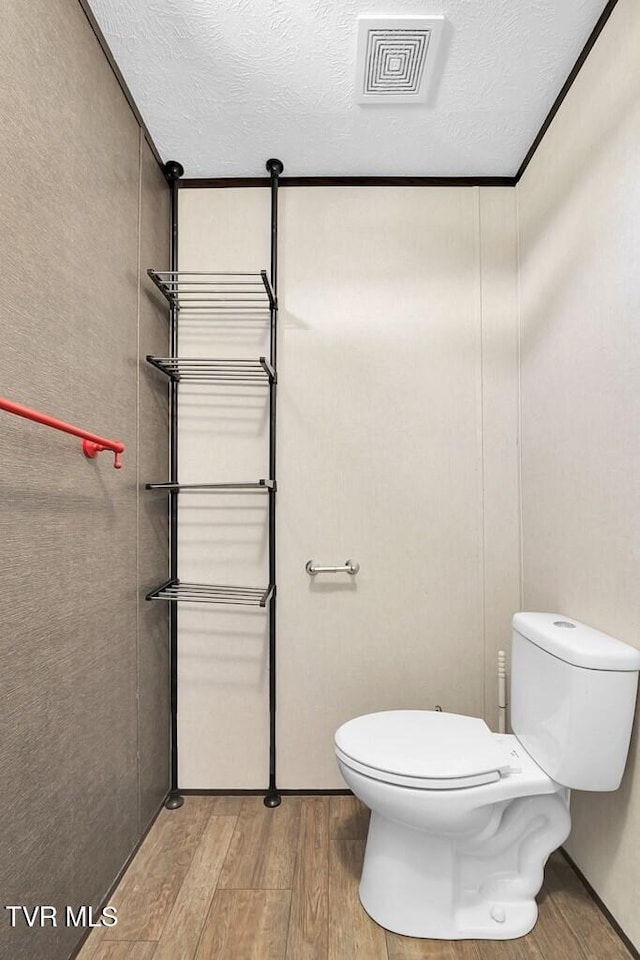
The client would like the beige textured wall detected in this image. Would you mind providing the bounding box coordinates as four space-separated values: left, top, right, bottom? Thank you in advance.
517 0 640 946
178 185 520 788
0 3 169 959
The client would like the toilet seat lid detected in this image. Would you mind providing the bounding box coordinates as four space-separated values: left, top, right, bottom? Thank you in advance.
335 710 512 783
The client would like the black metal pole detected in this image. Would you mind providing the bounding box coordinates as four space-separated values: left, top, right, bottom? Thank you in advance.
264 158 283 808
164 160 184 810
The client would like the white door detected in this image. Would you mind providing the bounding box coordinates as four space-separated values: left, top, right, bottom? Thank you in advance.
277 188 485 787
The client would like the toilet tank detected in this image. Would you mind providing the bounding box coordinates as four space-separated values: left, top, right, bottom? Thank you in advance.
511 613 640 791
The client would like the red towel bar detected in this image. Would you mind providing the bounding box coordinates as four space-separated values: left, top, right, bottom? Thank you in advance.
0 397 125 469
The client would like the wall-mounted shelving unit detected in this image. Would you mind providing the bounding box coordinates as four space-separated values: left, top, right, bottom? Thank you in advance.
145 355 275 384
146 269 274 312
146 480 274 492
145 158 284 810
147 580 275 607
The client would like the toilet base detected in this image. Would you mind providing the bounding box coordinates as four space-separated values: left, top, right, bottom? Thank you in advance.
359 792 571 940
361 885 538 941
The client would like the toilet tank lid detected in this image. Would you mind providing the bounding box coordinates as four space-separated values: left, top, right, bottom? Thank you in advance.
513 613 640 671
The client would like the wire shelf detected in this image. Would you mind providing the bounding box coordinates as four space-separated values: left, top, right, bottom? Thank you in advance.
148 269 275 313
146 579 274 607
146 480 275 492
146 356 276 385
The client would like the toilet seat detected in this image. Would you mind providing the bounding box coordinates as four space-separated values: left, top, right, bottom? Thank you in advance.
335 710 514 790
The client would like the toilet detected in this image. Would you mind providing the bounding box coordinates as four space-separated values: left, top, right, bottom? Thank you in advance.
335 612 640 940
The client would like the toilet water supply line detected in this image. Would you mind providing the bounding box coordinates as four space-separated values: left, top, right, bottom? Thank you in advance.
498 650 507 733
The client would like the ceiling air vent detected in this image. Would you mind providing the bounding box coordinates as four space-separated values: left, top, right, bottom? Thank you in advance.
356 16 445 104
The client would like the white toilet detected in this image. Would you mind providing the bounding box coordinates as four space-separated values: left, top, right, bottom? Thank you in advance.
335 612 640 940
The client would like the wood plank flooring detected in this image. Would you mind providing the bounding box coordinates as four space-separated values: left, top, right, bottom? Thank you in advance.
77 796 634 960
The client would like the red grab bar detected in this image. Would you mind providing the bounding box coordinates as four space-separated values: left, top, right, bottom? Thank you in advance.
0 397 125 469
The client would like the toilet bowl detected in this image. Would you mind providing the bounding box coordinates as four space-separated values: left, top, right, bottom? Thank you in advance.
335 613 640 940
336 711 570 939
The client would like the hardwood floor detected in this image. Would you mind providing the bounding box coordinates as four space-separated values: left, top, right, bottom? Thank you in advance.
77 796 634 960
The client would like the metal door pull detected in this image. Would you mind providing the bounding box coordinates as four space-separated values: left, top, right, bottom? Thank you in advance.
305 560 360 576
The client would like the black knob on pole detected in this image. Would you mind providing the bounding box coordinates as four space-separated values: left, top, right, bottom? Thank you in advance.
164 160 184 183
266 158 284 177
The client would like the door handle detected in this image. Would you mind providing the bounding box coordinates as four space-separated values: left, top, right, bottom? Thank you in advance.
305 560 360 576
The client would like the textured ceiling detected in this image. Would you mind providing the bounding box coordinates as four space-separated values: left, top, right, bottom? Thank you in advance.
87 0 608 178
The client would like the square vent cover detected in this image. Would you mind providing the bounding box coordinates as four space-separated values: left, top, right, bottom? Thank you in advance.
356 15 445 104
